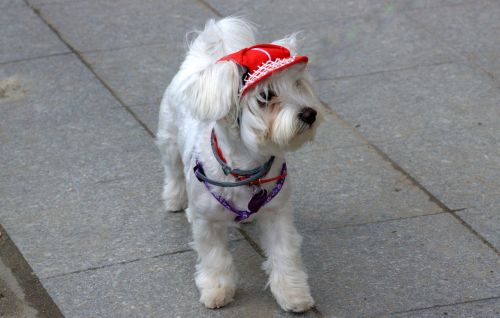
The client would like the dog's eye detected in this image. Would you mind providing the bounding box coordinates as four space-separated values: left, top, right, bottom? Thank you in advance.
259 90 276 103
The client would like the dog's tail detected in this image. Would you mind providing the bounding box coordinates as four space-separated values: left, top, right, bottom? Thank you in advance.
187 17 256 62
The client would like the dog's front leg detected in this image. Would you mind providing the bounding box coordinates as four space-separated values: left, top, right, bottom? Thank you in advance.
191 218 237 309
259 204 314 312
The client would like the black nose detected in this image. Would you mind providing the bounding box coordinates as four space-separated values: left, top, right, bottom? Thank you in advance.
298 107 317 125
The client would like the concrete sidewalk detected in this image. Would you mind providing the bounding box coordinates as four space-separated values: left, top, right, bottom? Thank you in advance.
1 0 499 317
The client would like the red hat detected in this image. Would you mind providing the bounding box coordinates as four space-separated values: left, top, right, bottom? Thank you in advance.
218 44 308 97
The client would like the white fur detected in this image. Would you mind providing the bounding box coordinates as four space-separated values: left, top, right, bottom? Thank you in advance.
157 17 324 312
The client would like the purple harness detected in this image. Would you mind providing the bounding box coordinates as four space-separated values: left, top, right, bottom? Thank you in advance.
194 159 287 222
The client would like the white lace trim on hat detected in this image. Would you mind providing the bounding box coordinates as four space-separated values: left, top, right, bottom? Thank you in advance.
243 57 296 91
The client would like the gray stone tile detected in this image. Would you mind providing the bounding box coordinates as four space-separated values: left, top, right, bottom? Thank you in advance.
0 54 240 278
43 241 313 318
240 144 442 236
408 0 500 56
0 54 154 205
207 0 480 22
1 176 195 279
27 0 77 5
0 0 24 9
83 44 185 106
404 0 479 9
392 297 500 317
301 213 500 317
207 0 406 27
318 63 500 143
297 114 367 153
34 0 215 52
457 201 500 251
259 11 458 80
0 5 68 64
377 124 500 210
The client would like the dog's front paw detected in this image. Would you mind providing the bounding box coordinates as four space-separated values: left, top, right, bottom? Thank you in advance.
270 275 314 312
199 284 236 309
196 270 236 309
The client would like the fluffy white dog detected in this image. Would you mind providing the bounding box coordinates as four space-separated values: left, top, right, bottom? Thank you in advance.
157 17 324 312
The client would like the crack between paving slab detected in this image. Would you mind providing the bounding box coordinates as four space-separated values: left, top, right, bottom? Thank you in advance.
77 42 173 55
196 0 222 17
24 0 155 139
466 62 497 87
237 228 266 258
325 107 500 256
42 248 193 280
0 52 72 67
386 295 500 316
301 211 449 234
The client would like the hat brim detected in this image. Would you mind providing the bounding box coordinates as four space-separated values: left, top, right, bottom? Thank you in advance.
240 55 308 96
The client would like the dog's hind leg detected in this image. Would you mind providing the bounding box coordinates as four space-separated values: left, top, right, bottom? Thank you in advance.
156 100 188 212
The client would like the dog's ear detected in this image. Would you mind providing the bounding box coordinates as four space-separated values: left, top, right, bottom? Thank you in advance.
272 33 299 55
182 60 240 121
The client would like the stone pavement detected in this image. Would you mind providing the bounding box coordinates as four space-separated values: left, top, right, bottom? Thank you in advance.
0 0 499 317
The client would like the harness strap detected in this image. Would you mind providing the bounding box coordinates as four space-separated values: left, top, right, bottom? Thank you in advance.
195 159 287 222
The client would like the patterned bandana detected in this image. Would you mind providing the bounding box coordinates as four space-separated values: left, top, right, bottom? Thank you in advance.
218 44 308 96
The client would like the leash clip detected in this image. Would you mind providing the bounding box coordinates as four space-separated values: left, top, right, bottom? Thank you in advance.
222 165 232 175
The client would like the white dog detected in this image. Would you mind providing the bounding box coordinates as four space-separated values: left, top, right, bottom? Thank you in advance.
156 17 324 312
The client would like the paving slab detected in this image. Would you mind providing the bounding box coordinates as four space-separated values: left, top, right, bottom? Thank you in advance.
301 213 500 317
42 241 315 318
291 145 443 231
258 11 458 81
32 0 215 52
27 0 77 5
207 0 479 22
241 143 442 239
457 200 500 251
318 62 500 143
392 297 500 318
404 0 480 9
206 0 394 27
376 124 500 211
407 0 500 56
83 44 185 107
0 5 68 64
0 54 239 278
0 54 155 208
0 0 24 9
